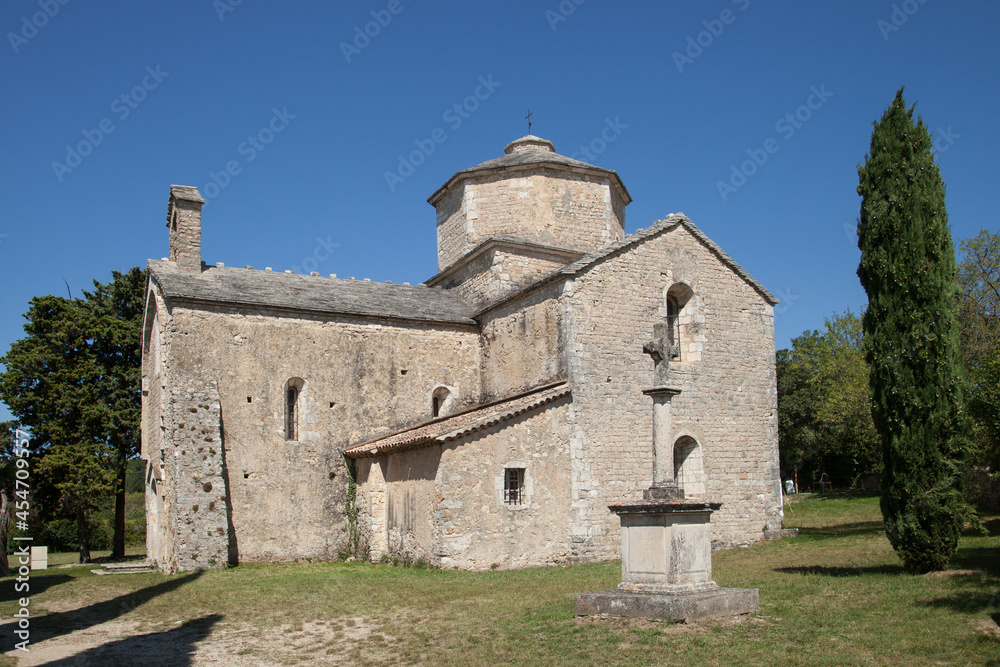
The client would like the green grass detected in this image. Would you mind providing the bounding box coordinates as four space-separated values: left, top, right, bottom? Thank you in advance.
43 545 147 568
1 494 997 666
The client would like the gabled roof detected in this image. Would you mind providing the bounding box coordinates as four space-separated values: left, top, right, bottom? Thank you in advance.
473 214 778 315
559 214 778 306
148 260 477 326
344 381 571 458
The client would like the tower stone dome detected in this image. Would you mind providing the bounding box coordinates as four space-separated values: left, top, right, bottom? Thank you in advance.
428 135 631 272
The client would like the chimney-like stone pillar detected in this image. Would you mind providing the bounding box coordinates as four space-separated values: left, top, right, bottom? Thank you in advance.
167 185 205 273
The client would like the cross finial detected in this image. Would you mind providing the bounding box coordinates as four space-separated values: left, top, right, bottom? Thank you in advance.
643 321 679 385
525 109 533 134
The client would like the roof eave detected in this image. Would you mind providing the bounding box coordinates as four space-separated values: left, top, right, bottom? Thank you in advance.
427 161 632 207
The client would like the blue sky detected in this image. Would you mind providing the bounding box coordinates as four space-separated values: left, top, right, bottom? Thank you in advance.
2 0 998 422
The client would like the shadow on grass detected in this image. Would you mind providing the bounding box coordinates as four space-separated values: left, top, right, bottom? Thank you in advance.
89 553 148 565
921 586 999 614
0 574 71 603
792 521 885 541
0 571 203 653
774 564 905 577
41 613 223 666
965 517 1000 538
951 546 1000 576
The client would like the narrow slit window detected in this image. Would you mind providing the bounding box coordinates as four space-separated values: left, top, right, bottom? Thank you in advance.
285 384 299 441
504 468 525 506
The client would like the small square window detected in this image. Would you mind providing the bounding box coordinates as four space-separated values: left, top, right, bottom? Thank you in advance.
504 468 525 506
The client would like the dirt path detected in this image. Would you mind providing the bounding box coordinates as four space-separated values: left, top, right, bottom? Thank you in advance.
5 617 382 666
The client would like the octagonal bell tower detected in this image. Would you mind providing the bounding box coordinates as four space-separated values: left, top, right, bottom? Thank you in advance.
428 135 632 273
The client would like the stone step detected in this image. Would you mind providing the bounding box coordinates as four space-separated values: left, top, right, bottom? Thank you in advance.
91 567 155 575
100 562 152 571
91 562 155 575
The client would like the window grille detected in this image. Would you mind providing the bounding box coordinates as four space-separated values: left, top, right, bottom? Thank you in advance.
504 468 525 505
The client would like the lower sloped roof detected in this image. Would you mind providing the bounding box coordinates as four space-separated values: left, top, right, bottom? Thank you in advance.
344 381 571 458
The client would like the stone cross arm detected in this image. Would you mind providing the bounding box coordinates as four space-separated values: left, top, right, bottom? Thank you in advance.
642 321 679 362
643 322 679 385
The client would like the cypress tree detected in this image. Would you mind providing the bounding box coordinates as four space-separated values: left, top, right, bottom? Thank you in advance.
856 88 971 573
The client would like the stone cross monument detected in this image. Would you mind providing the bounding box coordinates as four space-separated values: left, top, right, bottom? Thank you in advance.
641 321 683 500
574 323 760 622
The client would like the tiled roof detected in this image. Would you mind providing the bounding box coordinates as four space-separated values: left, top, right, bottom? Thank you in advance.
344 381 571 458
148 260 477 325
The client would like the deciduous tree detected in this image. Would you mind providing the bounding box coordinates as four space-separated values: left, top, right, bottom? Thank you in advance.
956 229 1000 468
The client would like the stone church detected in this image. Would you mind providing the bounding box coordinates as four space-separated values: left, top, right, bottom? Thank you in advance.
141 135 784 573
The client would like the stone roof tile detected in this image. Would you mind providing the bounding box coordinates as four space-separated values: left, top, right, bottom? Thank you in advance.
344 381 571 458
148 259 477 325
428 136 632 205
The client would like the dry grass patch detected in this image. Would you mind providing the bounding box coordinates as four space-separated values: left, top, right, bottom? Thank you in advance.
1 493 998 665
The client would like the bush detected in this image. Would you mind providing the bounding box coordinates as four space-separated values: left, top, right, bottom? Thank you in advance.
35 517 111 552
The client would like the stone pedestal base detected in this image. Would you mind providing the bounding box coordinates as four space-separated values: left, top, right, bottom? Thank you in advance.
574 496 760 623
574 587 759 623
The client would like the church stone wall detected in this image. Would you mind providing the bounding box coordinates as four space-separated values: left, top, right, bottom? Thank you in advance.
433 398 574 569
563 224 782 561
142 292 170 567
432 245 576 310
435 186 467 272
141 288 230 573
384 446 440 562
479 282 565 402
150 302 480 567
355 398 575 570
165 383 231 572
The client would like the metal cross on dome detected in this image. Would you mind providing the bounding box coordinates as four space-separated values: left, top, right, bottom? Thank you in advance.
525 109 533 134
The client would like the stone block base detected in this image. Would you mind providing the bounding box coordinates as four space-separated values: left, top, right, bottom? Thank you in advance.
763 528 799 540
574 587 759 623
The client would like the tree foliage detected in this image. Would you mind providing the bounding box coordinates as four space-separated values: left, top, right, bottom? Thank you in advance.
777 311 878 489
82 267 146 557
0 421 19 573
0 268 146 562
856 88 972 573
956 229 1000 469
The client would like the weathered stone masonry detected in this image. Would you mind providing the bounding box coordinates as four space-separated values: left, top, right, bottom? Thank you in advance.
143 134 786 572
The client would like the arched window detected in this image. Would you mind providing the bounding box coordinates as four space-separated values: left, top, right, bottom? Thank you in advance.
665 282 695 362
666 296 680 351
432 386 453 418
674 436 706 497
285 378 304 441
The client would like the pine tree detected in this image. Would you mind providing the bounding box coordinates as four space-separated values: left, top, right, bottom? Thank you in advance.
0 268 145 563
82 267 146 558
857 88 972 572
